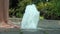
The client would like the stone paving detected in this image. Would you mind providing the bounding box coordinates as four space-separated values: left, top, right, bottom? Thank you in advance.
0 28 20 34
0 18 60 34
21 20 60 34
38 20 60 29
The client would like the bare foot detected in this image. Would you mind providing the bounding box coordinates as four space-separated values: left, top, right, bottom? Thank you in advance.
0 21 12 28
8 20 20 28
0 21 20 28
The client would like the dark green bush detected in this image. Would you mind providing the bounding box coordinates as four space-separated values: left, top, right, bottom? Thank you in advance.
9 0 60 19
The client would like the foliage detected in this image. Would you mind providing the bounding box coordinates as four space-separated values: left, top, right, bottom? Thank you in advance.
9 0 60 19
37 0 60 19
9 0 32 18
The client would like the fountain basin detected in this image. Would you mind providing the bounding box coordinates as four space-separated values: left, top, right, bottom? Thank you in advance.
21 19 60 34
1 18 60 34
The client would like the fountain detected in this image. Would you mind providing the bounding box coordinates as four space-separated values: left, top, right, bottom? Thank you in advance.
21 4 40 30
20 4 60 34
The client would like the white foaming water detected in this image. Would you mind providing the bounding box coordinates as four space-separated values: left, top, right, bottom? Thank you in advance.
21 4 40 29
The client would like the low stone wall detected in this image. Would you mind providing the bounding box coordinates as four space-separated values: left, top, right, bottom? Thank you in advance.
2 18 60 34
38 20 60 29
21 19 60 34
9 18 60 28
0 28 20 34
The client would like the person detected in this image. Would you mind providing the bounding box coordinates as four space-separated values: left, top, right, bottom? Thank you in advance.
0 0 19 28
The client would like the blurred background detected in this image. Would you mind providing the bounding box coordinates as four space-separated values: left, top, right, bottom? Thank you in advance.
9 0 60 20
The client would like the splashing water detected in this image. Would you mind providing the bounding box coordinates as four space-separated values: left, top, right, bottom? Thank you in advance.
21 4 40 29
